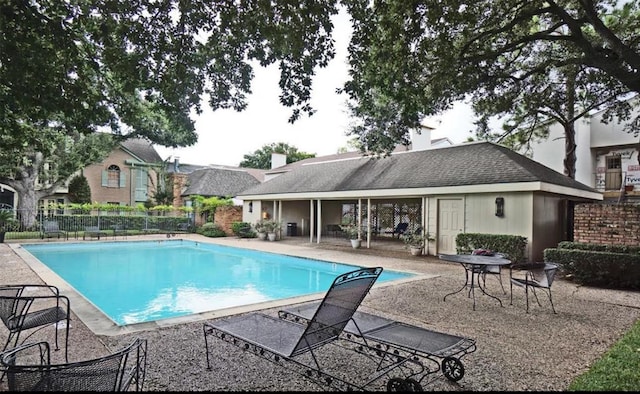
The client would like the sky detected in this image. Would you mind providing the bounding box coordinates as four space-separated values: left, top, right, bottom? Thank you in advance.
154 10 477 167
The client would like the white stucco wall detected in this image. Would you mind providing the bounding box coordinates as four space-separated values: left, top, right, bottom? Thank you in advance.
530 117 595 187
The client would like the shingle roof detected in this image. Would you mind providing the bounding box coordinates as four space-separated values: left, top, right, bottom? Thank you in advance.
120 138 162 163
239 142 599 196
182 167 262 197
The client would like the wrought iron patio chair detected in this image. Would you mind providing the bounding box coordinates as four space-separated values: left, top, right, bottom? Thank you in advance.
204 267 430 391
278 300 477 387
510 262 558 313
0 337 147 391
0 285 70 362
40 220 68 240
471 249 508 295
385 222 409 238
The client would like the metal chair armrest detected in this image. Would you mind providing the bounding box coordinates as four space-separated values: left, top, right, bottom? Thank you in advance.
0 341 50 367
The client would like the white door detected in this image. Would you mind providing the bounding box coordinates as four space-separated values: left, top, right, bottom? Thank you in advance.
438 199 463 254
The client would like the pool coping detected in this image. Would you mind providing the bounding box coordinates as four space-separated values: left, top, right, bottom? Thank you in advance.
10 238 432 336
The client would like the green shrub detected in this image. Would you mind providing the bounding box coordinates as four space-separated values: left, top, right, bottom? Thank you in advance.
197 222 227 237
557 241 640 255
231 222 255 238
544 248 640 290
456 233 528 263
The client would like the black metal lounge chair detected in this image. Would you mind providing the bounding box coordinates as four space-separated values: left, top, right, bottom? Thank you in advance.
40 220 68 240
203 267 432 391
0 285 71 362
278 300 477 386
83 226 108 240
0 337 147 391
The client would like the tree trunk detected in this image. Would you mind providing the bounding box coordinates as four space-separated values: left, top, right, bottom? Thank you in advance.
563 122 577 179
563 70 578 179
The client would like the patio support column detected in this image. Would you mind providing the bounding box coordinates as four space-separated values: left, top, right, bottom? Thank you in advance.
357 199 362 242
309 199 315 243
421 196 427 254
316 199 322 244
277 200 282 239
366 198 372 248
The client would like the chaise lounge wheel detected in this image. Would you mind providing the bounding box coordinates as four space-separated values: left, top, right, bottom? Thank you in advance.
404 378 423 391
386 377 408 392
442 356 464 381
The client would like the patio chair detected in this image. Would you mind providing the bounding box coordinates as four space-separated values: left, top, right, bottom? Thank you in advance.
203 267 429 391
385 222 408 238
0 337 147 391
83 226 108 240
510 262 558 313
471 249 508 295
0 285 71 362
112 224 129 238
40 220 68 240
278 300 477 386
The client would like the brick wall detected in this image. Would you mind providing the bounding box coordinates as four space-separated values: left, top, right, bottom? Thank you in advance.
574 203 640 245
214 205 243 235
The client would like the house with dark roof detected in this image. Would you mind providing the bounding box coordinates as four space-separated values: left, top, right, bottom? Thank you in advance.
81 138 164 206
237 141 602 261
164 157 265 208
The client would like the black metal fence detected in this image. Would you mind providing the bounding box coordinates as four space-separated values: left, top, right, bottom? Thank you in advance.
1 208 194 242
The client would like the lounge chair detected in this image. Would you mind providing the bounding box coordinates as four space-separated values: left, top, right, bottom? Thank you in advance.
40 220 68 240
0 337 147 391
203 267 433 391
83 226 108 240
278 300 477 386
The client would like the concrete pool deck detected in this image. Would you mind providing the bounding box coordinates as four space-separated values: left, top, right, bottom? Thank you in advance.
2 233 640 391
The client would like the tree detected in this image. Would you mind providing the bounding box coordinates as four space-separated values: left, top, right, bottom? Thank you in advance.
239 143 316 169
341 0 640 160
0 131 114 227
67 174 92 204
1 1 339 148
1 1 337 220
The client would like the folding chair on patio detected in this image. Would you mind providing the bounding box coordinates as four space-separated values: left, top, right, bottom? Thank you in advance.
203 267 431 391
278 300 477 386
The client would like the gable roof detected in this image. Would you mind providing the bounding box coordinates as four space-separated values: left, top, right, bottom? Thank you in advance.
238 142 602 200
120 138 163 163
182 167 262 197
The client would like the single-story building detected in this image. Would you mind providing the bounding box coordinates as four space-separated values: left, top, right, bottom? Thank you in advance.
237 141 602 262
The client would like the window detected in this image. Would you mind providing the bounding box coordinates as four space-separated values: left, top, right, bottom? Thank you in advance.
102 165 125 188
605 155 622 190
134 169 148 202
107 165 120 187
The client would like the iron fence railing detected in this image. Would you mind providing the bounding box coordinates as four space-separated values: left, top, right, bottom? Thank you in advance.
1 209 194 241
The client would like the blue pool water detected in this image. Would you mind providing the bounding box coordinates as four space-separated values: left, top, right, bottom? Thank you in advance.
22 240 413 326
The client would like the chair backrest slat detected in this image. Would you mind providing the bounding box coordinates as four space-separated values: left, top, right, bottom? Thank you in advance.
290 267 382 357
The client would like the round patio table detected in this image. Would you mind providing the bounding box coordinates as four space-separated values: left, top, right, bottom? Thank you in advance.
438 254 512 311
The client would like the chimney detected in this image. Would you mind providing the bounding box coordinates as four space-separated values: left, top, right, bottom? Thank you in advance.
271 152 287 169
410 124 434 151
173 156 180 172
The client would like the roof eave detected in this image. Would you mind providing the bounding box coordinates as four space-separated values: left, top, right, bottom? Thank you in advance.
237 182 603 201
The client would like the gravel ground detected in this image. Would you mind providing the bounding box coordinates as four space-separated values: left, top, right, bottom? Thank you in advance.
1 235 639 391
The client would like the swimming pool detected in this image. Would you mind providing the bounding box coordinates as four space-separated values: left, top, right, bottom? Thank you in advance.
21 240 413 326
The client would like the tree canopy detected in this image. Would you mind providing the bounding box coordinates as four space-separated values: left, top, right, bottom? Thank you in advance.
342 0 640 154
4 0 640 174
239 142 316 169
